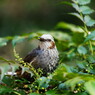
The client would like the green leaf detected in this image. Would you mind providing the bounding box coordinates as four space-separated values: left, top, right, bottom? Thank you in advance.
0 85 13 94
73 92 88 95
89 66 95 74
72 0 78 4
0 57 15 64
0 63 11 80
53 64 79 81
28 33 38 39
12 36 25 47
37 77 50 89
11 64 19 75
20 66 34 77
53 64 68 81
80 6 94 14
67 52 76 59
50 32 71 41
2 76 14 86
63 64 73 73
69 13 83 22
29 93 41 95
46 90 57 95
85 80 95 95
58 83 65 89
56 22 84 33
77 46 87 55
77 0 91 5
60 1 72 6
72 32 85 45
65 77 84 91
87 55 95 63
72 3 80 12
0 38 8 47
84 15 95 26
84 30 95 42
76 61 87 69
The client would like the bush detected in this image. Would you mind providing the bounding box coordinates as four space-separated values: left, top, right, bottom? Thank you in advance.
0 0 95 95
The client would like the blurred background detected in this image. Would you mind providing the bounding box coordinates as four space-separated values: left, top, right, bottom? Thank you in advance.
0 0 95 60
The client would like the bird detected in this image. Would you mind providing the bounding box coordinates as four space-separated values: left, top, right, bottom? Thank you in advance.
24 34 59 74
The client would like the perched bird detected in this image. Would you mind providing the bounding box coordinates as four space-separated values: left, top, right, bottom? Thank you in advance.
24 34 59 74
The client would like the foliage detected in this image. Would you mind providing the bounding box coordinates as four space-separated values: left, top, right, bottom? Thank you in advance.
0 0 95 95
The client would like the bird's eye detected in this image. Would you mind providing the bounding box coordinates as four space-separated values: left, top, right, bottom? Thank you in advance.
47 39 51 41
39 38 51 42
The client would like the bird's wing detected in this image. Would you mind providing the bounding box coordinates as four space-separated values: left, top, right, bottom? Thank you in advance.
24 48 39 63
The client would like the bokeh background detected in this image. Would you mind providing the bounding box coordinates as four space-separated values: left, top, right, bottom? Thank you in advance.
0 0 95 60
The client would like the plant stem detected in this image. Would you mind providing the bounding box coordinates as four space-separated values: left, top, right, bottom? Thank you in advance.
89 40 93 55
78 5 94 55
84 24 93 55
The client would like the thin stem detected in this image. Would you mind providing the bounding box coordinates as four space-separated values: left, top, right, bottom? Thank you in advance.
84 24 88 35
79 6 93 55
89 40 93 55
74 0 94 55
14 48 40 78
27 63 40 78
84 24 93 55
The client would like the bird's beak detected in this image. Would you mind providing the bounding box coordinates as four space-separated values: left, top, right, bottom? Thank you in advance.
38 37 45 41
38 37 41 40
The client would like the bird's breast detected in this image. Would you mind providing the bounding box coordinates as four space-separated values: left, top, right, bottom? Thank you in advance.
32 49 59 72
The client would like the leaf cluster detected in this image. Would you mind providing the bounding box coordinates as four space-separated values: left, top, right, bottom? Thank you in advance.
0 0 95 95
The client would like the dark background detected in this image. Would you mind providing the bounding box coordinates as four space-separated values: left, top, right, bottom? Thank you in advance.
0 0 95 36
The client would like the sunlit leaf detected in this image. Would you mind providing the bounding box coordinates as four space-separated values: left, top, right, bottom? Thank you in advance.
0 38 8 47
72 0 78 3
77 0 91 5
21 67 34 77
72 3 80 12
77 46 87 55
28 33 38 39
11 64 19 76
85 80 95 95
0 63 11 80
12 36 25 47
56 22 84 33
84 30 95 42
84 15 95 26
51 32 71 41
69 13 83 22
80 6 94 14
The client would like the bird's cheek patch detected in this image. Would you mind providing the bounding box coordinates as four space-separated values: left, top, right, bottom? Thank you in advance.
48 41 55 49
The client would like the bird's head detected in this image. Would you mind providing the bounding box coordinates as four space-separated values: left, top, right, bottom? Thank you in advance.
38 34 56 50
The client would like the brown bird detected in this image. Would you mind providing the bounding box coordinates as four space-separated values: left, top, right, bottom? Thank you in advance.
24 34 59 74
